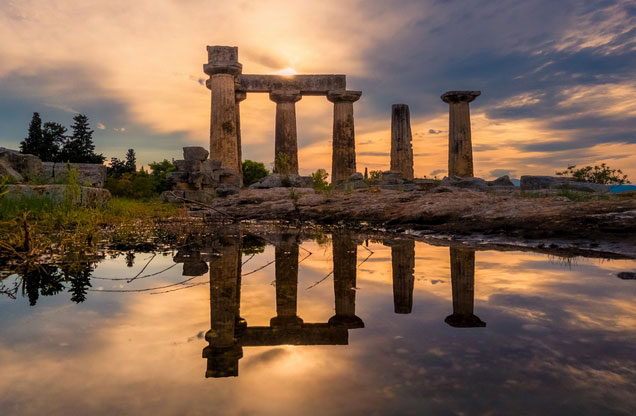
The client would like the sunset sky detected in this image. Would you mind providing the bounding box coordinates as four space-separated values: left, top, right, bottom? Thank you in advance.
1 0 635 180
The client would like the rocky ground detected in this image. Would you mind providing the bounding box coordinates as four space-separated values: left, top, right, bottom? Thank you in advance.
189 187 636 256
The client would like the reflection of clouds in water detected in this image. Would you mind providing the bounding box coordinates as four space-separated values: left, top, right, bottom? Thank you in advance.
0 236 635 414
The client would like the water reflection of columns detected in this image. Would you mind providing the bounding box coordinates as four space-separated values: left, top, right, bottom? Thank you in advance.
270 240 303 328
445 247 486 328
203 237 243 377
391 240 415 314
329 234 364 328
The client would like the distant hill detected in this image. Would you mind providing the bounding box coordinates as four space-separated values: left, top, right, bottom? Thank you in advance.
610 185 636 193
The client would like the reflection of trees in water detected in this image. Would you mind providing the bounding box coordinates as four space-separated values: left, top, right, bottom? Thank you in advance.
0 262 94 305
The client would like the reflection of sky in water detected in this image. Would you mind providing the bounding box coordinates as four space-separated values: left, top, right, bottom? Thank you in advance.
0 238 635 416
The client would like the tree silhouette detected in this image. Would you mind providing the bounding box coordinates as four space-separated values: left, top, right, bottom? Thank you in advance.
19 112 44 157
59 114 105 164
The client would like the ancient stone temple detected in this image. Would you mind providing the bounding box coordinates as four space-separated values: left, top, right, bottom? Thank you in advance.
390 104 414 180
204 45 362 184
441 91 480 177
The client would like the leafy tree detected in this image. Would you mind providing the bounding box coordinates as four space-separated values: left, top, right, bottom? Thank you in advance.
242 160 269 187
556 163 630 185
59 114 105 164
149 159 176 193
125 149 136 172
19 112 44 157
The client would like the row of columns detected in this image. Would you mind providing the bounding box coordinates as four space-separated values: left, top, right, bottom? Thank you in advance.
202 232 485 377
205 46 361 184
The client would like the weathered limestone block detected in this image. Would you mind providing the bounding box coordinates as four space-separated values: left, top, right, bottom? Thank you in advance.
335 172 368 190
183 146 209 161
0 159 23 182
202 159 222 172
0 149 42 181
380 170 405 185
328 90 362 184
270 89 302 174
441 91 480 178
215 183 240 197
40 162 107 188
6 184 110 208
390 104 414 180
248 173 312 189
174 159 201 173
441 176 488 191
487 175 515 187
520 176 609 193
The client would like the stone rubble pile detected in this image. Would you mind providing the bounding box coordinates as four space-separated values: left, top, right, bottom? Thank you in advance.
248 173 312 189
162 146 241 203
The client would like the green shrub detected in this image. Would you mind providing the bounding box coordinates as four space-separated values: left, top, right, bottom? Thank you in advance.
242 160 269 186
311 169 332 192
556 163 630 185
364 170 383 185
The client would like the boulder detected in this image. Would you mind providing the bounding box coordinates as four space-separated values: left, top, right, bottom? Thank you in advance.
380 170 405 185
441 176 488 191
248 174 312 189
202 159 222 172
488 175 515 187
183 146 209 161
215 183 240 197
520 176 609 193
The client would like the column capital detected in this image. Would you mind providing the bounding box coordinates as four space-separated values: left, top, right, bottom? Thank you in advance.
327 90 362 103
441 90 481 104
204 46 242 76
269 89 302 103
235 90 247 103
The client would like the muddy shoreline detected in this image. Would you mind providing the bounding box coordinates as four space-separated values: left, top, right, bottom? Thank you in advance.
186 188 636 258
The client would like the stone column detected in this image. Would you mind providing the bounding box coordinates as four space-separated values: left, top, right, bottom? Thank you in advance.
390 104 414 180
270 241 303 328
269 90 302 174
327 90 362 184
203 237 243 377
204 46 242 173
391 240 415 314
444 247 486 328
440 91 481 177
235 89 247 184
329 233 364 328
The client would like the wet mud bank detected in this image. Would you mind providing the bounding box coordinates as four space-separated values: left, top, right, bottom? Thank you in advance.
191 188 636 258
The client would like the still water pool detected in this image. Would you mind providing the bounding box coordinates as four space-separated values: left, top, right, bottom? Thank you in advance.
1 229 635 415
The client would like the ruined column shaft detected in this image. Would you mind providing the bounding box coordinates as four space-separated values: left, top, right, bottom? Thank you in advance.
448 102 473 177
450 247 475 316
390 104 414 180
391 240 415 314
329 233 363 328
328 90 362 184
207 242 241 349
445 247 485 328
441 90 480 178
274 102 299 174
209 74 239 171
235 92 246 183
274 244 300 318
331 101 356 184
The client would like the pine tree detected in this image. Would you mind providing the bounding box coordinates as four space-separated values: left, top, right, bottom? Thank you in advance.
20 112 43 156
41 122 66 162
125 149 136 172
60 114 105 163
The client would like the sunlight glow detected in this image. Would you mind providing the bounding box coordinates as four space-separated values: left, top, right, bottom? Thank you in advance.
272 67 297 76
